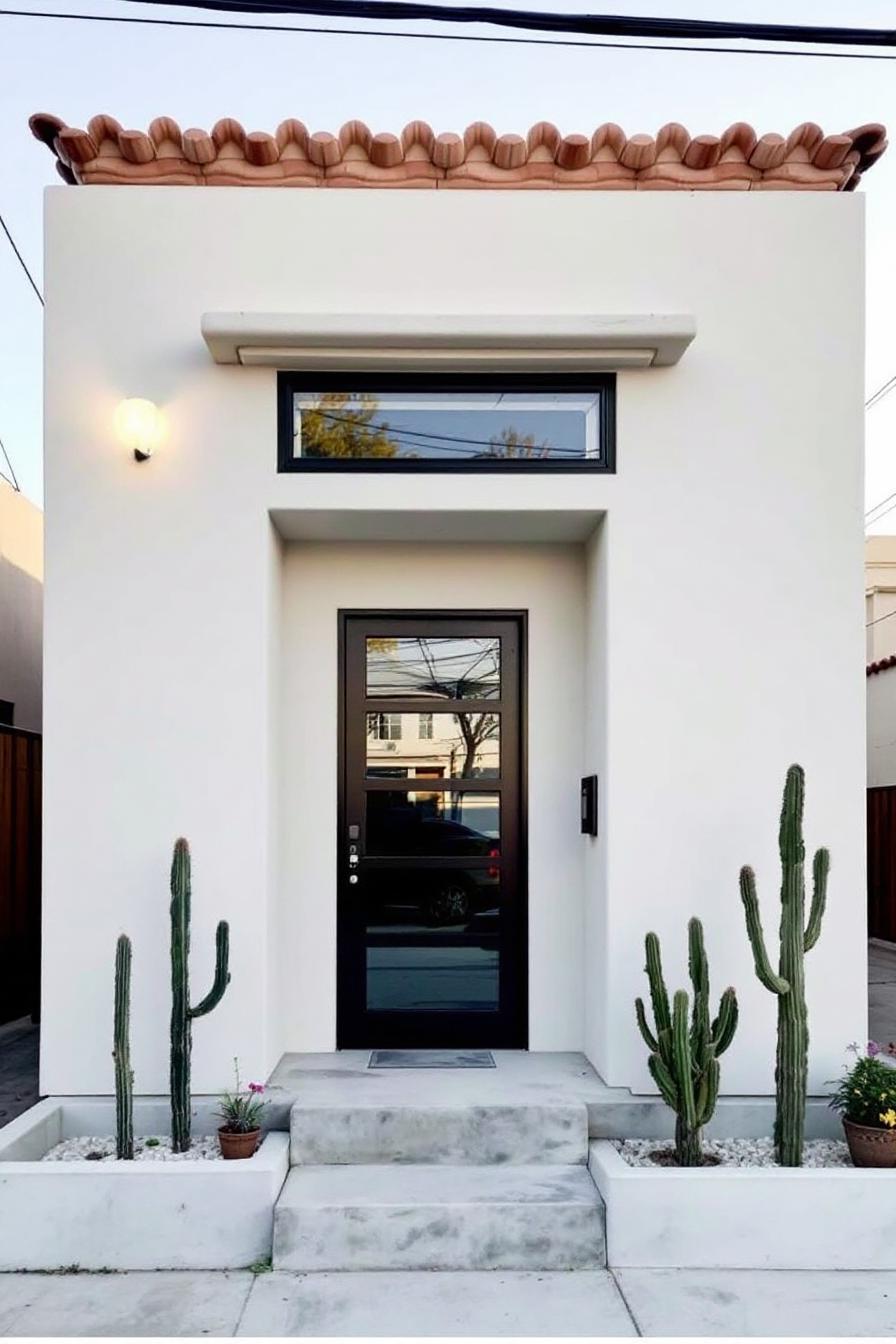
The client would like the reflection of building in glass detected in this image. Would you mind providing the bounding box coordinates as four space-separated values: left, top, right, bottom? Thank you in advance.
367 711 499 780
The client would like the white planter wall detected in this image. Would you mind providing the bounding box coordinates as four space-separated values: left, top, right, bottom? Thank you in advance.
591 1141 896 1270
0 1100 289 1270
41 187 866 1096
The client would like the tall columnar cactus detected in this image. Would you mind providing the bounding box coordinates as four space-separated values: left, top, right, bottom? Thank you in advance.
113 934 134 1161
739 764 829 1167
170 838 231 1153
636 918 738 1166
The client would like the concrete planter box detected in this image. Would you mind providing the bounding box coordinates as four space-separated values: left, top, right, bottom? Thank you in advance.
590 1139 896 1270
0 1099 289 1270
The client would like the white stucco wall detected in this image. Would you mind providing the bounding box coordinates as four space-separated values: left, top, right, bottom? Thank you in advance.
0 480 43 732
41 186 866 1097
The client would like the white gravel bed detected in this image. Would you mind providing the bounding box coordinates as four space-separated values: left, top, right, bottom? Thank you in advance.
612 1137 851 1168
42 1135 222 1162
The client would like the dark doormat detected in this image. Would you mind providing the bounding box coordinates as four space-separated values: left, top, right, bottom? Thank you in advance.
368 1049 496 1069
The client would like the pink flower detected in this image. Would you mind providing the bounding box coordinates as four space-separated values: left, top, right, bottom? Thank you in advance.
868 1041 882 1057
248 1082 264 1094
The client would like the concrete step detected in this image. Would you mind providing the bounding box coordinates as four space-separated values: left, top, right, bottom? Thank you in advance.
289 1100 589 1165
273 1163 606 1271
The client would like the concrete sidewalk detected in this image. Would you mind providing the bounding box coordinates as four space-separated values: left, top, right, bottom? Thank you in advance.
2 1268 896 1337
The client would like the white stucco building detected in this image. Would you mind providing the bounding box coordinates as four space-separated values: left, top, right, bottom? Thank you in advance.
32 111 885 1102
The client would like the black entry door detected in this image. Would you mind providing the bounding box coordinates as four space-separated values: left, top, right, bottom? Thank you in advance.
338 613 527 1048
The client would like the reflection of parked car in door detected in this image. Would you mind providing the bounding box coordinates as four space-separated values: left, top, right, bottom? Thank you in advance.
367 809 498 858
365 866 499 927
365 808 501 925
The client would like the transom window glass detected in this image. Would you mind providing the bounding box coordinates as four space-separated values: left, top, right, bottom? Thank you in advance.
278 376 615 472
367 636 500 701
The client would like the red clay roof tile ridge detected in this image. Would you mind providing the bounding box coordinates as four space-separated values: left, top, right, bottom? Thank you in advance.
29 114 887 191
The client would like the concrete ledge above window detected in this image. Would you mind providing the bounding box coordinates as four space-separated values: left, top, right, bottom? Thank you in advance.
201 313 696 371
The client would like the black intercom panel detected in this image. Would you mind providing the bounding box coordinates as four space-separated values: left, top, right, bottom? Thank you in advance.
580 775 598 836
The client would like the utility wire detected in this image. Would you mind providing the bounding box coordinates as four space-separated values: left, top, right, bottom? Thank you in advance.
124 0 896 50
866 606 896 629
867 498 896 531
866 373 896 411
0 210 43 307
866 488 896 521
3 7 896 58
0 436 20 492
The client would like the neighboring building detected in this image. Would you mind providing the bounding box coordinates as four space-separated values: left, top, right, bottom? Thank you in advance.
31 111 883 1101
865 538 896 943
865 536 896 786
0 480 42 732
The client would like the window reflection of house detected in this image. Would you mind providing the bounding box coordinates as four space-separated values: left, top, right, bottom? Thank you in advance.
366 711 499 781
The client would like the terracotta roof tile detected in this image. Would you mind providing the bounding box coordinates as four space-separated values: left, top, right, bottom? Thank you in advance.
30 114 886 191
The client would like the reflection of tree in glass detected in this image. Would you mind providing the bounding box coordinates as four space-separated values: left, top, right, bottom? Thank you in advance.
413 639 499 777
455 712 498 777
300 393 400 458
480 427 552 460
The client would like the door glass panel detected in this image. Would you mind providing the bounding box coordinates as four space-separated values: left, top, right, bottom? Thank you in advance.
366 712 499 779
366 791 500 856
365 868 500 1012
366 636 500 700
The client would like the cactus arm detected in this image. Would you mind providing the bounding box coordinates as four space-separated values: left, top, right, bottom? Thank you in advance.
113 935 134 1162
804 847 829 952
648 1052 678 1110
696 1054 720 1128
635 996 659 1053
644 933 672 1037
711 987 739 1056
688 918 709 1000
672 991 697 1133
688 919 711 1060
189 921 231 1018
740 866 790 995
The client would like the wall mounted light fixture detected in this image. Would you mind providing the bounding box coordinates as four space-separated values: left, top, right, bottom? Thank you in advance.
114 398 165 461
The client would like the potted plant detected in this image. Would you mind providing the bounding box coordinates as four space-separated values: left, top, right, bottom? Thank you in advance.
829 1043 896 1167
216 1059 266 1160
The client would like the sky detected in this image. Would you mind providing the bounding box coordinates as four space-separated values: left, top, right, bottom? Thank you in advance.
1 0 895 513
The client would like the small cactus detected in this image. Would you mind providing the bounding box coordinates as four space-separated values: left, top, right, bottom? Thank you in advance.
113 935 134 1161
740 764 829 1167
636 918 738 1166
169 839 230 1153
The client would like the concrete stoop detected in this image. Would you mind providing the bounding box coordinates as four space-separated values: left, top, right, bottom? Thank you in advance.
273 1162 605 1271
288 1100 588 1165
274 1097 606 1271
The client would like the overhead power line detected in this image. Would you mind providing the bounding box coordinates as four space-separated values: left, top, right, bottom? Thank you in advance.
3 6 896 58
0 210 43 306
0 435 20 492
124 1 896 49
866 373 896 411
867 498 896 531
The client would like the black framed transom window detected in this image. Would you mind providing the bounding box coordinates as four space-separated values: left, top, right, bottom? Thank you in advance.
277 373 616 473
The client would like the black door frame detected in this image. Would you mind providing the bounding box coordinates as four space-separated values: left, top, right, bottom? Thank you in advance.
336 610 528 1049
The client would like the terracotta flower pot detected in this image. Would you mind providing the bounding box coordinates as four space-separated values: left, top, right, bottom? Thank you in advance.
842 1118 896 1168
217 1127 261 1160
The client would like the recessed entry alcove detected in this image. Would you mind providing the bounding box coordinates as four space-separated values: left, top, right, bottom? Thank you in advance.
267 508 606 1063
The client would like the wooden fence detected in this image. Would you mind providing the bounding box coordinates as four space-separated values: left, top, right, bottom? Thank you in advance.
0 725 41 1024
